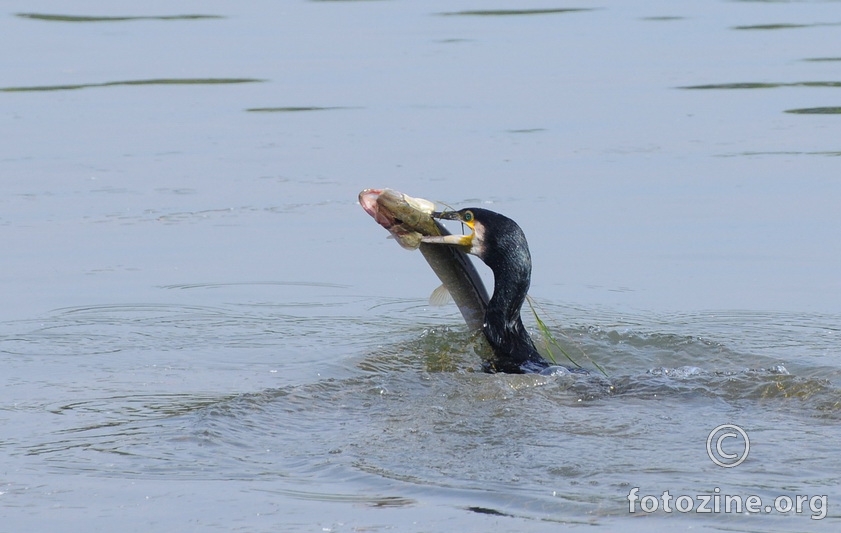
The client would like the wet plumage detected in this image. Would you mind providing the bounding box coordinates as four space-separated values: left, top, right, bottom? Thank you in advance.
426 208 550 373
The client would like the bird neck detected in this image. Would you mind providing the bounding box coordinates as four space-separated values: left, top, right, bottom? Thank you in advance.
486 265 530 325
482 257 547 373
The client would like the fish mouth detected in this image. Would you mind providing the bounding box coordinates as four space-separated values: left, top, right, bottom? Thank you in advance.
359 189 397 229
359 188 435 249
359 188 436 229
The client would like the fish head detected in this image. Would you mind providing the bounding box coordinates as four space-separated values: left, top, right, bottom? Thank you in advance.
358 188 436 250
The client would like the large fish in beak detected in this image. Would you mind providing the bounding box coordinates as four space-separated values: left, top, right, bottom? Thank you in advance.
358 188 489 331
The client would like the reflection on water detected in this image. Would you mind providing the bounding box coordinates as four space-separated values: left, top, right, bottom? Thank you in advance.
719 150 841 157
1 78 264 93
733 22 841 30
15 13 223 22
506 128 547 134
245 106 359 113
786 107 841 115
680 81 841 90
160 281 350 290
438 8 594 16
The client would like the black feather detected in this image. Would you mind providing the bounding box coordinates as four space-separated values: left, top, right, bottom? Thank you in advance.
455 208 549 373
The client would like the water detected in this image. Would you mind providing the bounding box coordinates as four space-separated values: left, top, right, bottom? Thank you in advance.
2 1 841 531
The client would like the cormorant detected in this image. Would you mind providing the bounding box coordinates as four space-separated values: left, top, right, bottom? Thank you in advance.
422 208 551 374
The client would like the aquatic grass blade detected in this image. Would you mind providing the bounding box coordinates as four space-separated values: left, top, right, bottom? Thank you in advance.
526 297 608 376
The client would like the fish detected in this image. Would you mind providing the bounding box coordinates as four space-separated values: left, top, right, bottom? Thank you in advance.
358 188 489 331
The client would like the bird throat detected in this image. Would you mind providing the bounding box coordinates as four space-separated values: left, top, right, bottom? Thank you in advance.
481 256 546 373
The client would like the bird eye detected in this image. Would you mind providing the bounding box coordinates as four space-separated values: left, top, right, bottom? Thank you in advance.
462 211 473 222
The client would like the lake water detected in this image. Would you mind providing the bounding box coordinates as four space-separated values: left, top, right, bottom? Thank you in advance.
2 1 840 531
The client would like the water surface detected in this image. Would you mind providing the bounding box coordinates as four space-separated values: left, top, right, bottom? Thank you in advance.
2 1 840 531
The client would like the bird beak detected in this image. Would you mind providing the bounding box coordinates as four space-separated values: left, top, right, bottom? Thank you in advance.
431 211 460 220
431 210 475 230
421 233 473 247
422 211 474 249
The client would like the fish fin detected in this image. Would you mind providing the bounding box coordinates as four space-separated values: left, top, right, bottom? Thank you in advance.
429 284 452 307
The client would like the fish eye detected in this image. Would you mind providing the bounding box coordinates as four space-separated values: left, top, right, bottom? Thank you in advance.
462 211 473 222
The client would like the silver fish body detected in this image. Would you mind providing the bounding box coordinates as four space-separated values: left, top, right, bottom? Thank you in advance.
359 188 489 331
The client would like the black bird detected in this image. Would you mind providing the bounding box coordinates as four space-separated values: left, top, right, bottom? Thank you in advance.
422 207 550 373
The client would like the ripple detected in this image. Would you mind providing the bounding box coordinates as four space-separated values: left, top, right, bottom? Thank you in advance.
159 281 350 290
679 81 841 90
245 106 359 113
15 13 222 22
262 488 415 508
786 106 841 114
0 302 348 355
718 150 841 157
437 8 593 16
612 365 838 405
7 301 841 522
1 78 264 93
733 22 841 30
